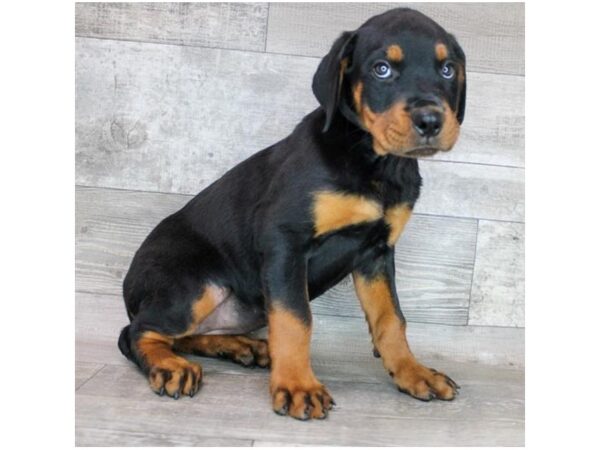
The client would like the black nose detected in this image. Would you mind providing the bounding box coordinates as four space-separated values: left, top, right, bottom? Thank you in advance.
411 109 443 137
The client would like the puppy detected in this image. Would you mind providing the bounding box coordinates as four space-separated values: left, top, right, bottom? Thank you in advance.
118 7 466 420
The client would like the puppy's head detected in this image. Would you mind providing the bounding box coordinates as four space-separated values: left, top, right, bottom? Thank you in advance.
312 8 466 158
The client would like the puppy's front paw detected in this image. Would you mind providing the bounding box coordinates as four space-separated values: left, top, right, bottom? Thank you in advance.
271 380 334 420
393 360 459 401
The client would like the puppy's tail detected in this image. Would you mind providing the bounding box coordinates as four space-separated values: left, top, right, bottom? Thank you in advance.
117 325 134 361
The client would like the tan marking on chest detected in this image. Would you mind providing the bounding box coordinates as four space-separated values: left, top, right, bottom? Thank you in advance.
313 191 383 237
385 203 413 245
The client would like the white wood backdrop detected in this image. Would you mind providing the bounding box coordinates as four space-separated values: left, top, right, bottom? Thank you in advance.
75 2 525 329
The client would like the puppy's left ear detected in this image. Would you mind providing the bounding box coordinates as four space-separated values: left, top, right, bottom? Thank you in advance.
449 34 467 124
312 31 357 132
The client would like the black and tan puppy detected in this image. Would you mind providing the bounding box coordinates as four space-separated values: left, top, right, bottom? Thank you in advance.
118 8 466 420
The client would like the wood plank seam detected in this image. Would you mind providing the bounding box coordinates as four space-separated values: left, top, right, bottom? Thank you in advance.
263 3 270 52
76 364 106 392
75 184 524 225
467 219 481 326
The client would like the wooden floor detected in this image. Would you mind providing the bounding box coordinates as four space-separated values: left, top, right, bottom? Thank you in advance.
76 363 524 447
76 309 524 447
76 286 524 447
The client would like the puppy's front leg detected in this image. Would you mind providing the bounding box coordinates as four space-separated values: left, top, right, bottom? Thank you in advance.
262 243 334 420
353 249 459 401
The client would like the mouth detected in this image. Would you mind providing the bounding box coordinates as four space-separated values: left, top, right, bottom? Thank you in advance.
403 147 440 158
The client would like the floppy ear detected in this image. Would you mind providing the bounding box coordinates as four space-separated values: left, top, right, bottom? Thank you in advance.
312 31 357 132
449 34 467 124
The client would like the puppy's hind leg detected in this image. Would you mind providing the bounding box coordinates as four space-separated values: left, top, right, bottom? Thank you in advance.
174 335 270 368
118 284 227 399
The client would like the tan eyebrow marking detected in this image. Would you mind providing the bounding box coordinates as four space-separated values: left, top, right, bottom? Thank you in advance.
435 43 448 61
386 44 404 62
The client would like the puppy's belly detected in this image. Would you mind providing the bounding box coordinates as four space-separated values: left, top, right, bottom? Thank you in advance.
193 291 266 335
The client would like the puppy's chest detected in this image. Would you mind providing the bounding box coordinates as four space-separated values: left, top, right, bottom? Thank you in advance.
311 189 412 247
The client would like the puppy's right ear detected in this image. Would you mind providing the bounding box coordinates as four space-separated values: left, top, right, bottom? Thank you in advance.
448 34 467 124
312 31 357 132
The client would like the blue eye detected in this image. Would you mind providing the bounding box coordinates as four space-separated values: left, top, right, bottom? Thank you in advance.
440 61 456 80
372 61 392 79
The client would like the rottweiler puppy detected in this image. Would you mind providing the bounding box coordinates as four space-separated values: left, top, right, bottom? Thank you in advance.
118 7 466 420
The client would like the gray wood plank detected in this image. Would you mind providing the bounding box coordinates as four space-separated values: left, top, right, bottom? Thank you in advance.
252 442 304 447
75 36 525 192
416 161 525 222
469 221 525 327
75 187 190 294
76 363 523 446
76 291 524 370
75 37 318 194
76 427 252 447
75 361 104 390
76 186 477 325
75 2 269 52
76 291 127 367
267 2 524 76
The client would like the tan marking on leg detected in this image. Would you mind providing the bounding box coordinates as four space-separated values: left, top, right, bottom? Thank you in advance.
191 285 220 323
137 331 177 367
268 307 333 419
386 44 404 62
268 309 314 390
313 191 383 237
435 42 448 61
137 331 203 397
352 274 458 401
353 275 412 367
385 203 413 246
176 284 226 337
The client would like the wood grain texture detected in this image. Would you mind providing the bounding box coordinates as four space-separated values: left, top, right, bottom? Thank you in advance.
76 427 253 447
76 291 524 370
416 161 525 222
75 37 525 193
75 361 104 390
469 221 525 327
431 71 524 167
76 362 523 446
75 187 190 294
75 37 318 194
76 186 477 325
266 2 524 76
75 2 269 52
